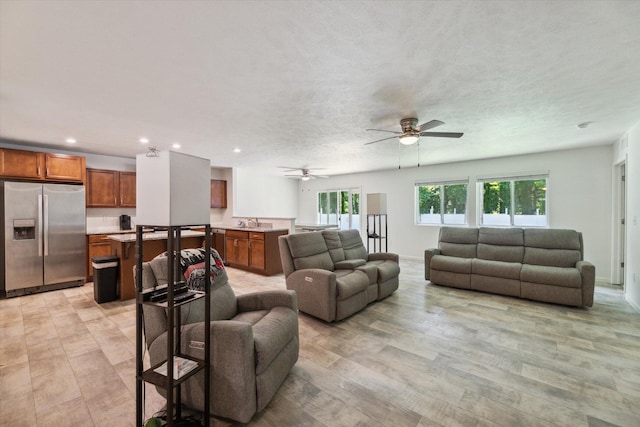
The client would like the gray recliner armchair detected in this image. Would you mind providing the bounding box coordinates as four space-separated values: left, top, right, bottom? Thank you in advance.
139 249 299 423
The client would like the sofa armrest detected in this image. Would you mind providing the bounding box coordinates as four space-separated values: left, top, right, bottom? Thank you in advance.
177 320 257 422
367 252 399 263
286 269 337 322
424 248 441 280
577 260 595 307
237 290 298 312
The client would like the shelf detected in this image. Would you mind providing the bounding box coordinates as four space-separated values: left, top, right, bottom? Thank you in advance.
366 214 388 253
136 224 212 427
140 354 206 388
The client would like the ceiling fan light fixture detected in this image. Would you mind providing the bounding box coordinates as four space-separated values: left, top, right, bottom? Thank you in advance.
399 134 419 145
301 175 311 181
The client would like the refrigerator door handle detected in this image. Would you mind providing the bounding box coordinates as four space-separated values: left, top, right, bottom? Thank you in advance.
38 194 43 257
43 194 49 256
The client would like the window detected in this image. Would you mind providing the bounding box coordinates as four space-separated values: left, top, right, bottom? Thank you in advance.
416 180 468 225
317 189 360 230
479 175 547 227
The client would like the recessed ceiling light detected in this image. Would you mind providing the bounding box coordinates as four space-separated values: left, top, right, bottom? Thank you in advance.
577 121 592 129
233 148 241 153
139 137 149 144
172 143 181 149
65 138 77 144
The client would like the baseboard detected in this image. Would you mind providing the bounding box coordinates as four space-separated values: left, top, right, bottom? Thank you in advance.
626 295 640 313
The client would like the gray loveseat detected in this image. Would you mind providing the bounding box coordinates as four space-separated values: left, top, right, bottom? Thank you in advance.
278 229 400 322
424 227 595 307
139 249 299 423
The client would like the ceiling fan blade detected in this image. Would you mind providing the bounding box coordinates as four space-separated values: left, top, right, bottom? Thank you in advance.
279 166 305 172
418 119 444 131
419 131 464 138
311 174 329 179
366 128 402 134
364 135 398 145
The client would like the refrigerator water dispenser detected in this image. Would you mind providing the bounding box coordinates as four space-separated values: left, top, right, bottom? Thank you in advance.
13 219 36 240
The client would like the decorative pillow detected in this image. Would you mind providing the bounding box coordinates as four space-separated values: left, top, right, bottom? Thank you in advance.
179 248 226 291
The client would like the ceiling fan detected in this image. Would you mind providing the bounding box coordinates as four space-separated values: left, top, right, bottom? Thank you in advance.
279 166 328 181
365 118 463 145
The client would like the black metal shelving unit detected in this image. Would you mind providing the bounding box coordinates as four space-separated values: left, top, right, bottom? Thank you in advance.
366 214 387 253
135 224 211 427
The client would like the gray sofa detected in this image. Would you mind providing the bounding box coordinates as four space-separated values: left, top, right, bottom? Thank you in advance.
424 227 595 307
278 229 400 322
139 249 299 423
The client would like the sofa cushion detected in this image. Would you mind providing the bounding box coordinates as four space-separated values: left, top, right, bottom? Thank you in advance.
472 258 522 280
335 270 369 300
520 264 582 288
335 259 366 269
477 243 524 263
431 255 472 274
366 259 402 283
338 230 368 260
477 227 524 263
478 227 524 246
523 247 581 268
439 227 478 258
286 232 335 271
524 228 582 251
321 230 346 263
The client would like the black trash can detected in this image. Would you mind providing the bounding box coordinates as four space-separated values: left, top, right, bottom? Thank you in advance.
92 255 119 303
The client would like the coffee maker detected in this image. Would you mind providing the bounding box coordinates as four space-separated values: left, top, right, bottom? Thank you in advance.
119 214 131 231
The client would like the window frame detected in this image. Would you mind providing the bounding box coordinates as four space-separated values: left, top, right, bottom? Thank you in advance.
477 173 549 227
415 178 469 226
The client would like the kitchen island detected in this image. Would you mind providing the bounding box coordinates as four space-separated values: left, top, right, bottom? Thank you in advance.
107 230 205 300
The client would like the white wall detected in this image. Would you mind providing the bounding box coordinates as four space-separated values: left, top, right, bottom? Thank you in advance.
622 122 640 310
298 145 614 283
233 167 297 219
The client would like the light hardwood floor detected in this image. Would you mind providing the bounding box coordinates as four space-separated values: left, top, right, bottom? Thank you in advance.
1 258 639 426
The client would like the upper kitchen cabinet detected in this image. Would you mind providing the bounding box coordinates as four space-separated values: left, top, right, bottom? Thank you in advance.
0 148 43 179
86 168 136 208
44 153 85 182
211 179 227 208
0 148 85 183
87 169 118 207
118 172 136 207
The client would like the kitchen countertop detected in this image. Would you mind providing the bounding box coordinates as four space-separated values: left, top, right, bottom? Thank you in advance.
106 229 205 243
87 227 137 235
218 226 289 233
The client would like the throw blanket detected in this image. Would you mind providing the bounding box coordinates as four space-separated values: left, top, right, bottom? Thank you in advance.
179 248 226 291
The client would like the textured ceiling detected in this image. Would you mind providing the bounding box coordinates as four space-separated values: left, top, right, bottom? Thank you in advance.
1 1 640 177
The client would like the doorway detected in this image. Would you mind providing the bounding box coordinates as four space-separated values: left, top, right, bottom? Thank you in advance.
317 189 360 230
613 162 626 287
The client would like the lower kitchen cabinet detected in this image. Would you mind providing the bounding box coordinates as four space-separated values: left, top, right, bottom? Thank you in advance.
87 234 114 281
226 230 249 267
226 229 287 275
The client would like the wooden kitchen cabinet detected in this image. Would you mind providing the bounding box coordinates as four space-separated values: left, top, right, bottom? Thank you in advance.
0 148 44 179
225 229 287 275
44 153 85 182
87 169 119 207
118 172 136 207
210 179 227 208
226 230 249 267
249 232 265 270
87 234 114 281
86 168 136 207
0 148 85 183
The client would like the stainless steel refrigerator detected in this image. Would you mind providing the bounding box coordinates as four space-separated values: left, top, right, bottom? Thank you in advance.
1 181 86 297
